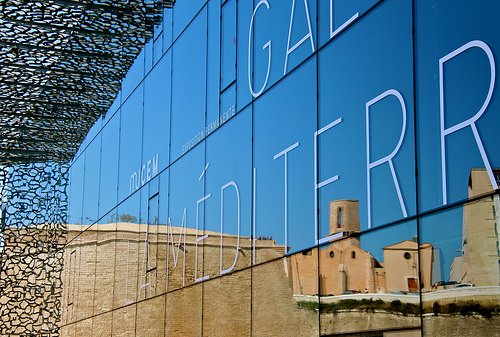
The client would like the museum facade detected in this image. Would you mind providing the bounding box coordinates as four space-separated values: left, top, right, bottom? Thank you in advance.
58 0 500 335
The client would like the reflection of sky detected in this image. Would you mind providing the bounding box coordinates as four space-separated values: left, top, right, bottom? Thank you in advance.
168 144 205 230
99 112 119 220
143 52 171 175
317 0 378 48
416 0 500 211
221 0 236 89
205 108 252 239
118 86 143 203
253 58 317 253
360 206 463 284
318 0 415 234
170 11 207 162
67 0 500 272
360 220 417 264
82 138 100 226
420 207 463 282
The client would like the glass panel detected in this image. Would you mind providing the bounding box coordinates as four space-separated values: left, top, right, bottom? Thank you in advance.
205 107 251 277
163 8 173 52
207 0 220 125
102 90 120 125
75 319 92 336
121 49 145 101
68 155 84 226
206 83 235 139
416 0 500 212
153 35 163 65
253 252 319 335
118 86 144 202
153 12 163 41
82 137 100 227
319 220 420 335
172 0 206 40
318 0 414 234
253 58 317 259
148 174 159 199
170 11 207 162
60 324 75 337
421 195 500 336
165 286 202 336
92 311 112 336
203 269 251 335
145 39 153 74
236 0 253 111
75 225 98 321
136 295 165 335
219 83 235 127
143 51 171 177
111 305 137 336
317 0 378 49
156 169 169 293
250 0 316 95
167 143 205 292
85 116 102 145
94 208 117 315
221 0 236 89
113 193 140 309
137 189 159 301
99 111 119 220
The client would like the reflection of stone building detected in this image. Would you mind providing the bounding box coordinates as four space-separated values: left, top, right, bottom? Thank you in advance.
61 223 277 323
60 223 319 335
291 200 434 296
383 240 433 293
452 169 500 286
292 200 381 296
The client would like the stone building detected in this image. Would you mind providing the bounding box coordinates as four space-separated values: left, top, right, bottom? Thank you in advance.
452 169 500 286
59 222 319 335
291 200 434 296
383 240 433 293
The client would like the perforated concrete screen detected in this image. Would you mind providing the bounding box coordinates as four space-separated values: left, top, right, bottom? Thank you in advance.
0 0 174 164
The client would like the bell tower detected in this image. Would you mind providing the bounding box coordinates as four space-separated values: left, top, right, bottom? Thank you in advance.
329 199 360 235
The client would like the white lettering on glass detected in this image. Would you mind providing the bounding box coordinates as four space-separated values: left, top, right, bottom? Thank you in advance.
329 0 359 39
182 105 236 154
195 194 211 282
130 153 159 194
248 0 271 98
274 142 300 254
139 223 152 299
314 118 342 244
199 163 210 181
366 89 408 229
141 165 146 185
284 0 315 75
130 172 138 195
166 209 187 292
440 40 497 204
220 181 241 275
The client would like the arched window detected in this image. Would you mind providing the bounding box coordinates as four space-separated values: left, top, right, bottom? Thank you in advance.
337 207 342 228
351 251 356 259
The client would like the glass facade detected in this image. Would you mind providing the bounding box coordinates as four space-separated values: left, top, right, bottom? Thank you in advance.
62 1 500 335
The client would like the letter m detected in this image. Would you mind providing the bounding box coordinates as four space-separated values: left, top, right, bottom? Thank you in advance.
166 208 187 292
